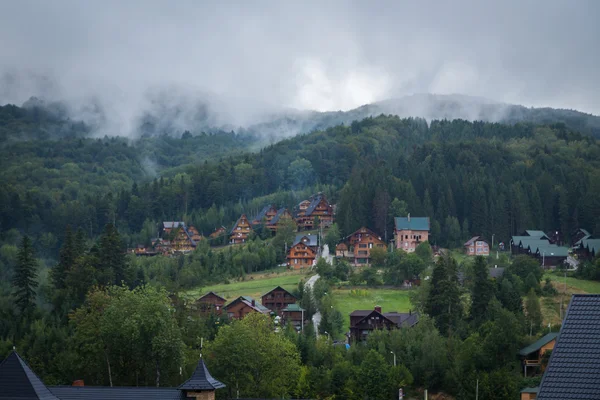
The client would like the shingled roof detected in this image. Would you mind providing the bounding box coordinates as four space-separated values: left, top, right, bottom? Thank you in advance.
178 358 225 391
0 351 59 400
537 294 600 399
48 387 185 400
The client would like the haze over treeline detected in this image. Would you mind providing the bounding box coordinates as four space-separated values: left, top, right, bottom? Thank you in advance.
1 1 599 137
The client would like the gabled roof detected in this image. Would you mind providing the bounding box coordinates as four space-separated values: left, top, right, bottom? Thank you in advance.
229 214 251 235
524 230 550 240
178 358 225 391
488 267 505 279
0 351 59 400
582 239 600 254
537 294 600 399
282 304 305 312
163 222 186 229
252 205 275 223
574 235 592 247
49 386 185 400
293 234 318 247
225 296 270 313
534 245 569 257
269 208 290 225
394 217 430 231
519 332 559 356
304 195 327 216
261 286 296 299
197 291 227 302
349 309 419 328
463 236 486 246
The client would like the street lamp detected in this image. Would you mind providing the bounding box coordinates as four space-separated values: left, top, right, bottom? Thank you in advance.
324 331 330 341
390 351 396 367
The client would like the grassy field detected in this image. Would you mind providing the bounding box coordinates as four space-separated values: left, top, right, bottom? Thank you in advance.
185 268 312 301
332 288 413 333
540 273 600 326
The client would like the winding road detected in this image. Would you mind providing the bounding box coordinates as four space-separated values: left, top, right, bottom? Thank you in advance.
305 244 333 334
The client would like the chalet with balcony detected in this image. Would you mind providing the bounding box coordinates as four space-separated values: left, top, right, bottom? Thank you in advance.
229 214 253 244
294 194 334 230
281 303 306 331
349 306 419 342
224 296 270 320
267 208 295 233
157 221 200 253
464 236 490 256
261 286 297 314
519 332 558 377
0 351 225 400
251 204 278 226
351 228 386 265
394 215 429 252
193 291 227 316
287 242 317 269
187 226 204 242
536 294 600 399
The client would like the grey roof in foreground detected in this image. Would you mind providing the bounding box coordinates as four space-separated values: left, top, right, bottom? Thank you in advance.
0 351 59 400
178 358 225 391
49 386 185 400
537 294 600 399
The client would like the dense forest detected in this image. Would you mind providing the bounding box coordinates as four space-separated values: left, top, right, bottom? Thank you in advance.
1 100 600 399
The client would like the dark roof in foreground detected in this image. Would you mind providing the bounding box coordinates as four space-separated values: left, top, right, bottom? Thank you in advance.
538 294 600 399
519 332 559 356
178 358 225 391
0 351 59 400
49 386 185 400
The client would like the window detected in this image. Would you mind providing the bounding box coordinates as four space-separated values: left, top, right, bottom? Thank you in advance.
405 235 408 239
359 244 367 248
368 243 373 248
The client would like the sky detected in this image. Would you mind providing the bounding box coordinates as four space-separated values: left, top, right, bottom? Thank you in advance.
0 0 599 132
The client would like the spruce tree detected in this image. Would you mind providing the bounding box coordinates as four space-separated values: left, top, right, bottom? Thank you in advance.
51 225 75 289
97 223 127 286
13 235 38 314
426 256 463 335
470 256 492 327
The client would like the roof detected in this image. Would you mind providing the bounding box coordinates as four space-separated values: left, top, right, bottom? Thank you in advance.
488 267 505 279
534 245 569 257
48 387 185 400
525 230 550 239
537 294 600 399
349 309 419 328
582 239 600 254
520 387 539 394
293 234 318 247
269 208 288 225
229 214 250 235
574 235 591 247
163 222 186 229
349 310 372 317
197 291 227 302
304 195 327 216
282 304 305 312
252 205 275 223
519 332 559 356
463 236 484 246
225 296 270 313
178 358 225 391
394 217 430 232
0 351 59 400
261 286 296 299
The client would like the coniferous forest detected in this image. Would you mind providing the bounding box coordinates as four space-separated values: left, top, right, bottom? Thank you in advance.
1 100 600 399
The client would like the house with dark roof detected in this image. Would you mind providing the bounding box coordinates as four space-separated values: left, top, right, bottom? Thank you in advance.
536 294 600 399
155 221 200 254
349 306 419 342
0 351 224 400
261 286 297 314
267 208 295 233
229 214 253 244
250 204 278 226
463 236 490 256
287 241 317 270
511 234 569 267
576 238 600 261
519 332 558 377
224 296 270 320
281 303 306 331
193 292 227 316
294 194 334 230
394 214 430 253
571 228 591 247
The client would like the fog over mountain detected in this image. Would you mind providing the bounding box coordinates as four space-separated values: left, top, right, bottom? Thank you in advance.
1 1 599 137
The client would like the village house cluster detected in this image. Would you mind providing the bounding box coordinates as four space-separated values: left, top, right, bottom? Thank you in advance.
130 221 204 256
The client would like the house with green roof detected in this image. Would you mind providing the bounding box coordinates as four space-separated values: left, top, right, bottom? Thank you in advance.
519 332 558 377
281 303 306 332
394 214 430 253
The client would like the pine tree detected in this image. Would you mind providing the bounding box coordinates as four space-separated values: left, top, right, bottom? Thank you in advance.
97 223 127 286
51 225 76 289
13 236 38 314
470 256 492 327
425 256 463 335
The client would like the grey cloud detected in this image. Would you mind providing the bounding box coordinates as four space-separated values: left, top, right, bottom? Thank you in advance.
0 0 598 136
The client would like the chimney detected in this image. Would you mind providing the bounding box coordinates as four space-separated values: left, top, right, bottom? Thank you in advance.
251 299 256 307
72 380 84 387
407 213 410 222
375 306 382 313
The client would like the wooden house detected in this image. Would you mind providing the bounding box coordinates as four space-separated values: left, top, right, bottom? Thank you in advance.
519 332 558 377
294 193 334 230
267 208 296 233
463 236 490 256
293 233 319 252
0 351 225 400
193 291 227 316
571 228 591 246
251 204 278 226
352 230 386 265
520 387 539 400
261 286 297 314
210 226 227 238
336 242 350 258
287 242 317 269
394 215 430 252
160 221 198 253
224 296 270 320
349 306 419 342
229 214 253 244
281 303 306 331
576 238 600 261
187 225 204 242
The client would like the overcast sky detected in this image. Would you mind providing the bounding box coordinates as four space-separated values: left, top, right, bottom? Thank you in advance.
1 0 599 127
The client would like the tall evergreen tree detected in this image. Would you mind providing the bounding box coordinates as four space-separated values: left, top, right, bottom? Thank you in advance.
470 256 493 327
97 223 127 286
13 235 38 314
425 256 463 335
51 225 76 290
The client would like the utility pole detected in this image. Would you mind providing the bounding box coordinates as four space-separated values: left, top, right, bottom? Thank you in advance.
475 379 479 400
390 351 396 367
